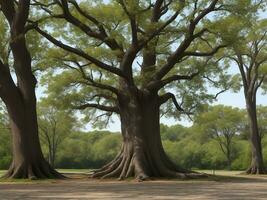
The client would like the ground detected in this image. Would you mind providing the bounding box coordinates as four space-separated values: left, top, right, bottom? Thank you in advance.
0 170 267 200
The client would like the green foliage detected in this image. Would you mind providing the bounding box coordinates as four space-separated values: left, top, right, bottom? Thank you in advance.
56 131 121 169
0 104 267 170
92 133 121 164
0 108 11 169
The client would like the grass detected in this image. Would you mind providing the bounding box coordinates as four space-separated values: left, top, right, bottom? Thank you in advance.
0 170 5 177
57 169 92 174
196 169 244 176
0 169 92 183
0 169 265 183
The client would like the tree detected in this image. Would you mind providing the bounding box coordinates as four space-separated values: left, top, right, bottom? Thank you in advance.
32 0 252 180
0 106 11 169
195 105 244 169
0 0 62 179
38 101 77 168
256 106 267 141
160 124 188 142
223 17 267 174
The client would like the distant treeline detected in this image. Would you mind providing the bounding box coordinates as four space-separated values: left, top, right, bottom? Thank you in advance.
1 106 266 171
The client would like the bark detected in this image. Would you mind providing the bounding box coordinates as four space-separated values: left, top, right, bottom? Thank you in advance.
1 73 63 179
92 89 205 181
246 100 266 174
0 0 63 179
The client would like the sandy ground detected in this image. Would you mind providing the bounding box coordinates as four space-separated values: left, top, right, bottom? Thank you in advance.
0 174 267 200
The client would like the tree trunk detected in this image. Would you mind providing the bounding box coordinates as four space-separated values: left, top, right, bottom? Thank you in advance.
246 100 266 174
0 0 62 179
92 91 204 180
226 142 232 170
1 78 63 179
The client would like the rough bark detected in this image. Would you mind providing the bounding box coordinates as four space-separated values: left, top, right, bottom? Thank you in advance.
246 100 266 174
92 90 205 181
0 0 63 179
1 73 63 179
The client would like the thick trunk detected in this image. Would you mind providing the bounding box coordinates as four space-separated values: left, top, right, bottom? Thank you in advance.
2 86 63 179
92 91 204 180
246 101 266 174
0 0 62 179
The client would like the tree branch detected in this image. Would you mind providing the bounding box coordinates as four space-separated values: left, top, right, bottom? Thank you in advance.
153 0 219 81
147 71 199 90
73 103 119 113
34 25 126 78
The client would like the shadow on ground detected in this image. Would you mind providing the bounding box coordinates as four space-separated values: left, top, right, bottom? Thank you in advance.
0 173 267 200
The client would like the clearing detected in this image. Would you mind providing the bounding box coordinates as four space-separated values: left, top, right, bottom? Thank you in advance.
0 170 267 200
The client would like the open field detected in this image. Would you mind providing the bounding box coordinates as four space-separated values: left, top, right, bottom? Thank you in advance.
0 170 267 199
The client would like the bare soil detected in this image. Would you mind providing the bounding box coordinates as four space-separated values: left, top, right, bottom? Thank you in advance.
0 174 267 200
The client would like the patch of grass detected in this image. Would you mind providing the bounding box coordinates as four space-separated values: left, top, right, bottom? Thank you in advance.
196 170 244 176
57 169 92 174
0 170 6 177
1 169 264 184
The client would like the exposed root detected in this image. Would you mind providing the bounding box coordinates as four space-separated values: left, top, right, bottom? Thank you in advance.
246 166 267 175
2 160 65 179
91 146 208 181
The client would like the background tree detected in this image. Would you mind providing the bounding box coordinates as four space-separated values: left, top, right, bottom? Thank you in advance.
38 101 77 168
195 105 244 169
32 0 256 180
0 0 62 179
222 17 267 174
0 105 11 169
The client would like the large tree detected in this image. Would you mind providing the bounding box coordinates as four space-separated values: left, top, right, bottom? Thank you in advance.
0 0 62 179
223 17 267 174
32 0 251 180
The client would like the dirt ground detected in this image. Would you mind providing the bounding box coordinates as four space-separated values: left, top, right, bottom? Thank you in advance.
0 174 267 200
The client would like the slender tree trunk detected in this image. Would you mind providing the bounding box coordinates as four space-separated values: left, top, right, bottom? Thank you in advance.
246 100 266 174
92 90 203 180
226 149 231 170
48 145 54 168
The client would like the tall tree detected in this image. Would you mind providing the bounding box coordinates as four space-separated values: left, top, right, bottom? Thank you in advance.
32 0 249 180
223 18 267 174
0 0 62 179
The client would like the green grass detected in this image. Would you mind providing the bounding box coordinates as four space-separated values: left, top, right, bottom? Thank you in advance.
196 170 244 176
0 169 245 177
0 169 263 183
0 170 5 177
57 169 92 174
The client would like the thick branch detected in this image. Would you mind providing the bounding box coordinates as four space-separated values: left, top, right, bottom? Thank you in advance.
34 26 126 78
159 92 184 112
74 103 119 113
147 71 199 90
153 0 219 81
58 0 122 51
184 45 226 57
0 0 15 25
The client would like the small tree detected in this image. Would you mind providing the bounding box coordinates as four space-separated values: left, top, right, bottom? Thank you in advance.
195 105 244 169
223 18 267 174
38 101 77 168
